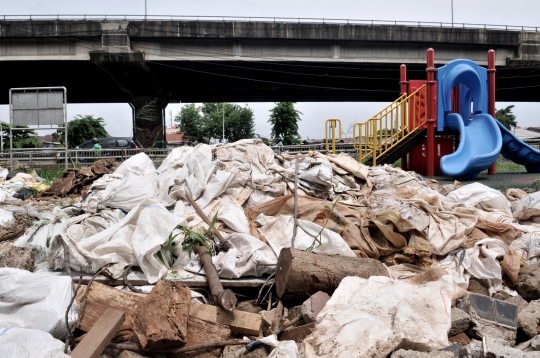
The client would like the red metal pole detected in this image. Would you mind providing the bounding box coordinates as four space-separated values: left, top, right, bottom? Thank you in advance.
400 64 408 170
488 49 497 175
426 48 436 176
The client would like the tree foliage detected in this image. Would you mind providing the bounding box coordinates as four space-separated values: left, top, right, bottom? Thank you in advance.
175 103 255 144
496 105 518 130
55 115 109 148
268 102 302 145
0 122 39 150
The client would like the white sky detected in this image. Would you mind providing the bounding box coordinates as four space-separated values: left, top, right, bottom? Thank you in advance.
0 0 539 139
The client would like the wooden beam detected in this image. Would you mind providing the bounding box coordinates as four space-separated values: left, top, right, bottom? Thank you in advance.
71 308 125 358
189 303 262 336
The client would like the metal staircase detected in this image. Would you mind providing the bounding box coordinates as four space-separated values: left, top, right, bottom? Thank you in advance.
353 85 427 166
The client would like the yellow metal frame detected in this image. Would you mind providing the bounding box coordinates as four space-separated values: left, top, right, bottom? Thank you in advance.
353 85 427 165
325 118 342 154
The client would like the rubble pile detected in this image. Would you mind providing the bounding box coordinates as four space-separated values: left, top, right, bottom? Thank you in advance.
1 138 540 357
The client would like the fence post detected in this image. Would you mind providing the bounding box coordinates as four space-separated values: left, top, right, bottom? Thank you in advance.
426 48 437 177
400 64 408 170
29 151 33 167
488 50 497 175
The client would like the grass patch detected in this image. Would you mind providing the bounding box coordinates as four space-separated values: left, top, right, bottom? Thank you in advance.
496 159 526 172
393 159 401 168
35 167 65 183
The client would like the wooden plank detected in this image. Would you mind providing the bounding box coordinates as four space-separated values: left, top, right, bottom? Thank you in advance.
169 317 231 358
131 280 191 350
71 308 125 358
189 303 262 336
75 282 141 342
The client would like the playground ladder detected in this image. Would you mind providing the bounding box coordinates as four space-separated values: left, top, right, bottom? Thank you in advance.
353 85 427 165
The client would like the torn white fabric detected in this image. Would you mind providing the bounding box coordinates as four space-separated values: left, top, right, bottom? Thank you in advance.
255 214 356 258
114 152 156 176
255 335 298 358
511 191 540 223
100 171 158 212
0 208 15 226
439 238 510 294
447 182 511 216
0 268 77 339
48 198 187 283
179 232 277 279
304 275 453 358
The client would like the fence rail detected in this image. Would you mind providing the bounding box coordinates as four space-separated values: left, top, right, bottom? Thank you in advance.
0 148 170 169
0 14 539 32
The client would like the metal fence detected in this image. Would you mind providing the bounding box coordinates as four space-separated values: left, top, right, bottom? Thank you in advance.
1 14 539 32
270 143 358 155
0 148 170 169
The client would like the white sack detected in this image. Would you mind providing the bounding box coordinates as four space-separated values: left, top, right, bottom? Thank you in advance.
254 335 298 358
50 198 186 283
101 171 158 211
304 275 454 358
447 182 511 215
114 152 156 176
0 268 77 339
511 232 540 263
0 208 15 226
439 238 510 294
511 191 540 223
0 327 69 358
0 167 8 180
256 214 356 257
157 146 194 173
180 232 277 279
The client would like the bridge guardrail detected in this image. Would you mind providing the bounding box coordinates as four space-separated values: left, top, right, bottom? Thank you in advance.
0 15 539 32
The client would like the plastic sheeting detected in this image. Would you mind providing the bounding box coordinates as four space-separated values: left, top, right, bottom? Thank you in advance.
0 327 69 358
512 191 540 223
255 214 356 257
303 275 454 358
48 198 187 283
0 208 15 226
447 182 512 216
0 268 77 339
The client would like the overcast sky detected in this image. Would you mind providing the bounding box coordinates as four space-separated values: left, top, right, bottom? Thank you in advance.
1 0 539 139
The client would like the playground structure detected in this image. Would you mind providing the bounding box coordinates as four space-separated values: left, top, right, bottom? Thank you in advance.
325 48 540 180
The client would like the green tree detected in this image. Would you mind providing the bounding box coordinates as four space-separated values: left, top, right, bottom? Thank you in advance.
268 102 302 145
55 115 109 148
0 122 39 150
496 105 518 130
175 103 255 144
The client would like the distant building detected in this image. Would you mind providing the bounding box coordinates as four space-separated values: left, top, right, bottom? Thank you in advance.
165 127 185 147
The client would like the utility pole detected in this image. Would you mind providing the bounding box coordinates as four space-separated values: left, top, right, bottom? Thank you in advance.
169 110 173 128
451 0 454 27
144 0 147 20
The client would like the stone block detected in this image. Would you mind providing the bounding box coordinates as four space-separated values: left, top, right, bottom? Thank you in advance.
458 337 527 358
516 263 540 299
518 300 540 338
279 323 315 343
450 308 471 336
449 334 471 346
301 291 330 324
390 349 454 357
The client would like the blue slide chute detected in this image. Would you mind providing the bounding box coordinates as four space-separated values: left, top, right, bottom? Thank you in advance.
496 120 540 173
437 60 502 180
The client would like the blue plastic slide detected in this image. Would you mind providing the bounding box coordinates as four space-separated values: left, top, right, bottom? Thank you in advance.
440 113 502 180
496 120 540 173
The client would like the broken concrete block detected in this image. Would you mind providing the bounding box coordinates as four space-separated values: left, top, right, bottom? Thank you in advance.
506 295 529 314
516 263 540 300
280 323 316 343
389 349 453 357
531 335 540 351
518 300 540 338
459 294 518 345
458 337 528 358
450 308 471 336
467 277 490 297
260 308 276 337
301 291 330 323
442 342 463 356
236 300 263 314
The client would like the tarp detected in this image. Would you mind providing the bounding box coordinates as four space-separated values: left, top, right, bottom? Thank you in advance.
303 275 454 357
0 268 77 339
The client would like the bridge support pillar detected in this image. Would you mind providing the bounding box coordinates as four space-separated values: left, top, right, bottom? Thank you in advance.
129 97 169 148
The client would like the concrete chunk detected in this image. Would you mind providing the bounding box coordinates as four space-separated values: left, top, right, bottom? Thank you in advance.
518 300 540 338
301 291 330 324
458 338 527 358
450 308 471 336
516 263 540 299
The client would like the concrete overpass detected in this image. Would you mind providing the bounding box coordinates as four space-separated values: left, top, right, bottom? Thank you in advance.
1 16 540 145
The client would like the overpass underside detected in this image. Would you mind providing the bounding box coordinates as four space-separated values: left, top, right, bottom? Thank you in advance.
1 19 540 146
